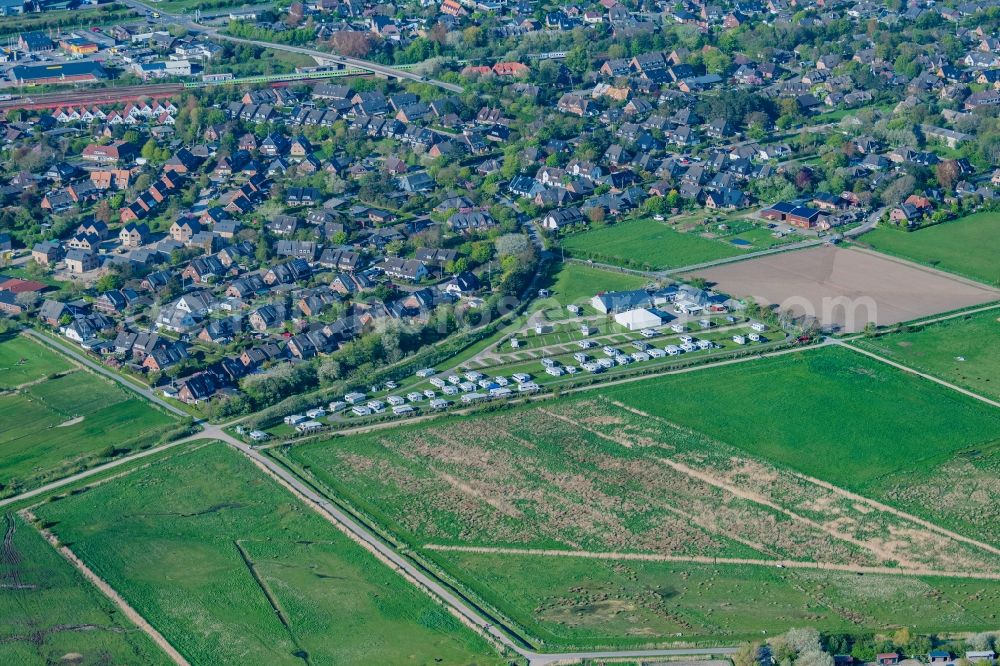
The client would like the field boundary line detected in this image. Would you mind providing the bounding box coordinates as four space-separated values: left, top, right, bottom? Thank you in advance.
606 399 1000 559
422 544 1000 580
834 339 1000 409
847 245 1000 292
20 509 191 666
218 434 526 657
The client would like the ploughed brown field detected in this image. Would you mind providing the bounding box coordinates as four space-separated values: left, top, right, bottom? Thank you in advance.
688 245 1000 332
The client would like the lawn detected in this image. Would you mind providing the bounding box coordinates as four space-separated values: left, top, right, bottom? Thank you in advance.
0 514 170 666
0 334 74 388
433 551 1000 649
604 345 1000 490
560 218 745 270
36 443 505 666
861 213 1000 286
0 370 179 498
855 308 1000 402
541 262 649 308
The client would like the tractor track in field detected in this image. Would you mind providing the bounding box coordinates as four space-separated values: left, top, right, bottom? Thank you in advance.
421 544 1000 580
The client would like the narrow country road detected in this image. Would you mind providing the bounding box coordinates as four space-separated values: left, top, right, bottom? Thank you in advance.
23 329 190 419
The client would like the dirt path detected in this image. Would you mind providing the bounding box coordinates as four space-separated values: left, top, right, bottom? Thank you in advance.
422 544 1000 580
834 338 1000 409
20 510 190 666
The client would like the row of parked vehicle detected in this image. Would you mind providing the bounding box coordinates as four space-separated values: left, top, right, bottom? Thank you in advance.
541 334 719 376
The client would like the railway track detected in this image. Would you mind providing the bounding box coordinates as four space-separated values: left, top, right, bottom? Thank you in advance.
0 83 184 112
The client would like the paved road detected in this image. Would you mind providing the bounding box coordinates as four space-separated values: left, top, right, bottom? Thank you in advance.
24 329 190 419
122 0 463 93
843 206 886 238
525 647 738 666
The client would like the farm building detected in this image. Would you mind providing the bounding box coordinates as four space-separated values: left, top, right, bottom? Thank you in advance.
591 289 652 314
760 202 823 228
614 308 665 331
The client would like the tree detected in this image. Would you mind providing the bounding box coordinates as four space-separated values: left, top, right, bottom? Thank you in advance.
495 233 529 257
786 628 823 654
95 272 124 292
330 31 372 58
140 138 158 162
935 160 960 191
733 643 762 666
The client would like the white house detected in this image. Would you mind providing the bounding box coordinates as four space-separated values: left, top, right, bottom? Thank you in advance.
614 308 664 331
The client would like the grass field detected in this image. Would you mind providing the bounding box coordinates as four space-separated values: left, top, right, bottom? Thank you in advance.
433 551 1000 648
283 344 1000 647
541 263 649 308
36 443 505 666
0 514 170 666
855 308 1000 402
560 218 745 270
0 363 178 498
288 349 1000 649
604 345 1000 490
861 213 1000 286
0 334 74 388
